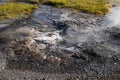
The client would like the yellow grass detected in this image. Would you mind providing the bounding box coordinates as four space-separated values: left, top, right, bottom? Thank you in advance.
0 2 38 20
43 0 112 14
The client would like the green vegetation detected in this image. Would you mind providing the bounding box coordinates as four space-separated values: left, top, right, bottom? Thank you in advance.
0 2 38 20
23 0 41 4
0 0 119 20
3 0 41 4
43 0 111 14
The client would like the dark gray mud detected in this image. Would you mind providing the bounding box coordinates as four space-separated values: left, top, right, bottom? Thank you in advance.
0 5 120 80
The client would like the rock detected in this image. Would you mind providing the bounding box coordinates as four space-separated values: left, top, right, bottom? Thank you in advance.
77 42 83 47
64 47 76 52
42 78 47 80
0 24 9 28
36 43 47 49
34 31 63 45
47 55 61 63
0 54 6 71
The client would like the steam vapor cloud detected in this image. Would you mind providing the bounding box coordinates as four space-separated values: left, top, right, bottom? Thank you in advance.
104 6 120 27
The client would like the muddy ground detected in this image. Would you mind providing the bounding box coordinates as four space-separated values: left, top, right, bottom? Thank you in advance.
0 5 120 80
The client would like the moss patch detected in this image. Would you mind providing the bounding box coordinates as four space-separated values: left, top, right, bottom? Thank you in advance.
43 0 111 14
0 2 38 20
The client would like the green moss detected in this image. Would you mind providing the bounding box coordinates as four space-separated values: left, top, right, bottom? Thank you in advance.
0 2 38 20
43 0 111 14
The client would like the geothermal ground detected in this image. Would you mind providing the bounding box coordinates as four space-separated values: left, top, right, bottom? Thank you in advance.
0 5 120 80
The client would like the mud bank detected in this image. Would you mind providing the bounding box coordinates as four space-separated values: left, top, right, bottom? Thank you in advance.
0 5 120 80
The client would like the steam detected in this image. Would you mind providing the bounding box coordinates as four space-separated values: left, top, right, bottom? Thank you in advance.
33 4 120 54
104 6 120 27
65 5 120 47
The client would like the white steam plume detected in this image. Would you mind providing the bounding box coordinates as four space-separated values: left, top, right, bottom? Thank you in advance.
104 6 120 27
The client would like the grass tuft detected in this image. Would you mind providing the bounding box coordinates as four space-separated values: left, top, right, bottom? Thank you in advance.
0 2 38 20
43 0 111 14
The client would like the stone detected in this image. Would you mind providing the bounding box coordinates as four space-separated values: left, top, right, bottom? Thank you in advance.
34 31 63 45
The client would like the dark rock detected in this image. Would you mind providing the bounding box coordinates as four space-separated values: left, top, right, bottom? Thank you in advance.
82 49 99 57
